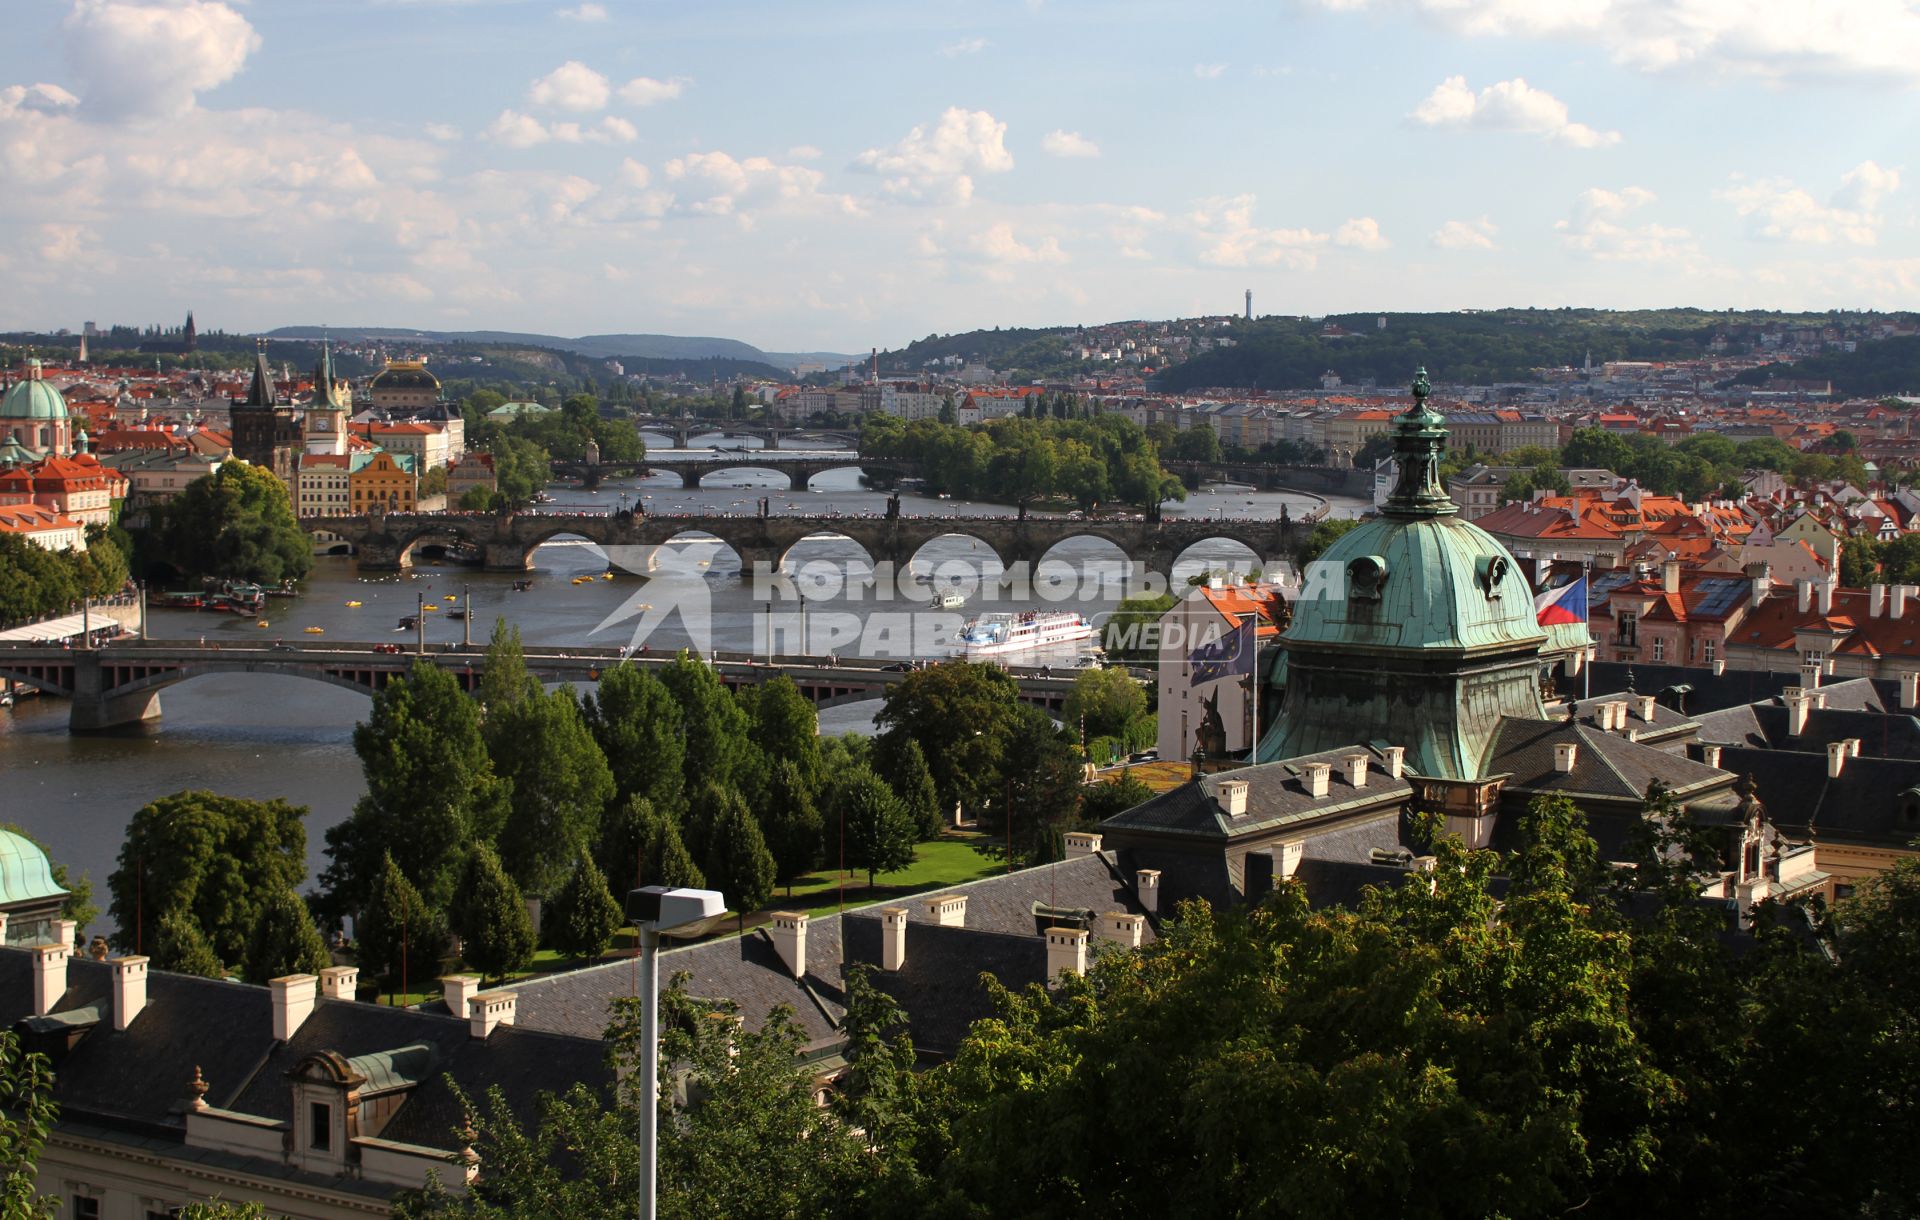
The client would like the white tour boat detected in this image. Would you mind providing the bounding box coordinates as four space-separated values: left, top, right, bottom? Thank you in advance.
951 610 1096 658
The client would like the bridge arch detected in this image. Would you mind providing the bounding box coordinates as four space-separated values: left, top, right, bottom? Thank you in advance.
903 531 1014 600
1170 534 1270 584
634 528 748 580
1033 534 1136 602
777 530 879 594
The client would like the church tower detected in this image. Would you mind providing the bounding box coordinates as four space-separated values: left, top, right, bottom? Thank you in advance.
304 339 349 456
230 340 302 483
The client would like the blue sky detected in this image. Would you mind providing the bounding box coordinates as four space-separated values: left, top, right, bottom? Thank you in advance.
4 0 1920 351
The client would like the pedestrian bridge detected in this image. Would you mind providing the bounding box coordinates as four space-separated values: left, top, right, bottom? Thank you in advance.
550 453 919 490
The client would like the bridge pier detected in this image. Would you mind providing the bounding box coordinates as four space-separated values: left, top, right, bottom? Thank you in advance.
68 653 163 731
581 465 603 490
484 541 535 571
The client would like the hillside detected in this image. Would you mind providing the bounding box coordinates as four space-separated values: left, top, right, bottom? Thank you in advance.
260 326 857 372
1728 335 1920 398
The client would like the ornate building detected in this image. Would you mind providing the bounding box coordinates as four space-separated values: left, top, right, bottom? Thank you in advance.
229 342 301 484
0 360 74 459
303 341 351 458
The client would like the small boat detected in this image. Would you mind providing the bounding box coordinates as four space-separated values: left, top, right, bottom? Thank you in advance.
571 576 591 585
398 615 419 630
422 604 439 612
512 579 534 592
601 572 614 581
257 620 270 628
934 590 966 610
345 601 362 608
447 610 468 620
304 626 325 635
444 594 458 602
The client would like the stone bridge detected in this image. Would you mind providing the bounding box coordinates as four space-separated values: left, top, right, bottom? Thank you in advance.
552 453 919 490
629 417 858 450
0 640 1093 732
301 509 1310 579
1161 461 1373 498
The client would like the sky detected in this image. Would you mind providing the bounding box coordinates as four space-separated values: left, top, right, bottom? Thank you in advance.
4 0 1920 353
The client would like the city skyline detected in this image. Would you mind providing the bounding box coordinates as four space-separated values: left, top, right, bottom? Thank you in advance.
3 0 1920 350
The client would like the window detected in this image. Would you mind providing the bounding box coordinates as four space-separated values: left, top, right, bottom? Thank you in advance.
1652 638 1665 662
72 1198 100 1220
309 1101 332 1151
1703 640 1716 664
1804 649 1823 666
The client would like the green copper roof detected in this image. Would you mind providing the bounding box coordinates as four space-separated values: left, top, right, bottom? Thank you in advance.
346 1042 437 1096
1 362 70 423
0 830 68 908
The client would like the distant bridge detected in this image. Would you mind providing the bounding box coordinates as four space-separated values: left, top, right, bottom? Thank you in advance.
0 639 1094 732
301 509 1309 579
628 417 858 451
552 453 919 490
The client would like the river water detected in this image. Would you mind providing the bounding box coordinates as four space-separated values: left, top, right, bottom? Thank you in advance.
0 437 1363 924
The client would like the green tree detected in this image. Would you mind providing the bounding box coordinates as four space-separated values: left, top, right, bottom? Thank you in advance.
1101 591 1175 664
487 687 615 897
583 663 687 816
451 843 536 982
1293 517 1360 570
0 532 80 623
877 735 943 839
659 651 758 797
637 800 705 891
0 1030 58 1220
325 660 506 915
990 704 1087 864
243 885 331 983
151 909 225 979
740 674 821 793
1080 770 1153 822
1562 426 1637 473
876 661 1020 820
155 460 311 584
1062 666 1148 741
760 759 823 895
543 855 622 963
356 852 450 998
107 791 310 964
702 793 776 929
831 766 917 886
477 617 537 712
1168 423 1222 463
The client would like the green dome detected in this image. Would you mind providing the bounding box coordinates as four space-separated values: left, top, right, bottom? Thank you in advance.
0 361 69 422
0 830 67 908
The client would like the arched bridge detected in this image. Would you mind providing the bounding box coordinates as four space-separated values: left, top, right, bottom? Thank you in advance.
552 454 920 490
301 510 1310 579
0 640 1094 732
628 418 859 450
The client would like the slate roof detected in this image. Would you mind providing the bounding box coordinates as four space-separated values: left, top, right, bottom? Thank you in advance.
1712 746 1920 847
843 917 1048 1057
1573 689 1700 744
1486 715 1734 806
1695 702 1920 756
1581 661 1802 716
1099 745 1412 842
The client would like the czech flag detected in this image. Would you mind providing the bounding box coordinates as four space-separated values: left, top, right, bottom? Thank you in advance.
1534 577 1588 627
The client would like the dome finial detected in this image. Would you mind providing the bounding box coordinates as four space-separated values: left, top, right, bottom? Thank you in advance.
1410 366 1431 407
1383 367 1455 519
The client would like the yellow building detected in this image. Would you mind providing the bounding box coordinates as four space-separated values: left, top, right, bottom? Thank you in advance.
349 450 417 513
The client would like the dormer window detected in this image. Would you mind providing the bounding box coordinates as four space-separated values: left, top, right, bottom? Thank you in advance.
309 1101 332 1151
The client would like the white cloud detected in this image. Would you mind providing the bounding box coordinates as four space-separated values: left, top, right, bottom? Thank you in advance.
485 109 553 149
1410 75 1620 147
620 158 651 188
852 107 1014 204
664 150 859 222
1184 195 1328 269
558 3 608 20
1718 161 1900 245
1431 217 1498 249
485 110 633 147
1556 186 1698 262
1193 63 1228 79
1334 216 1390 251
787 144 823 161
1041 130 1101 159
528 61 611 112
618 76 687 106
1310 0 1920 84
423 122 460 141
939 37 989 57
964 222 1067 281
0 84 80 116
63 0 261 120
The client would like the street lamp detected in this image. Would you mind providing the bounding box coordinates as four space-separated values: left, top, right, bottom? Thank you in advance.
625 885 726 1220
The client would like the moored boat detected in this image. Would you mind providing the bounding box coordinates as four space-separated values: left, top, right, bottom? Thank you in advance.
950 610 1095 658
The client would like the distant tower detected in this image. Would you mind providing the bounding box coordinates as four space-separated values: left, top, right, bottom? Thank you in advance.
305 336 349 456
183 311 198 353
77 330 88 364
1245 289 1253 321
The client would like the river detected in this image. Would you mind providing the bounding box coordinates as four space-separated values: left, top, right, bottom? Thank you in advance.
0 440 1364 926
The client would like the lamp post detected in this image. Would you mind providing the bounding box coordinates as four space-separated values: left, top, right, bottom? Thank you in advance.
463 582 472 649
416 591 425 656
625 886 725 1220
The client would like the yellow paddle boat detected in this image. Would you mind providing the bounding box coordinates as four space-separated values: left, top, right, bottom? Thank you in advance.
256 620 270 628
345 600 362 608
304 626 325 635
444 594 457 602
422 604 438 611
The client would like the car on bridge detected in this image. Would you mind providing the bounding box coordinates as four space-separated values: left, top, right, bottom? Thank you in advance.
372 642 404 655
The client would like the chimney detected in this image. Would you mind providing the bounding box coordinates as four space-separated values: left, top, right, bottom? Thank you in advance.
441 974 480 1018
1636 695 1658 722
1663 558 1680 594
1783 687 1812 736
270 974 317 1042
1816 582 1834 615
879 907 908 971
1342 754 1369 788
1135 870 1161 916
1801 662 1822 690
1553 742 1579 773
1380 745 1405 779
768 912 808 979
110 956 149 1031
1749 563 1771 606
1902 670 1919 710
1063 831 1103 857
1847 736 1862 758
1827 741 1847 779
319 965 358 1002
1302 762 1332 799
1276 838 1305 879
923 894 967 928
1712 657 1726 676
1702 744 1723 768
1871 583 1888 618
467 991 517 1040
0 913 9 942
31 941 68 1017
1097 912 1144 949
1896 585 1914 621
1216 780 1249 817
55 920 75 952
1796 579 1812 613
1045 926 1089 986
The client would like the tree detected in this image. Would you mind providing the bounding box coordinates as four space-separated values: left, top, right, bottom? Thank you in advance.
477 617 537 712
1080 770 1153 822
151 910 225 979
325 661 506 915
107 791 311 965
1562 426 1637 473
487 687 615 898
1062 666 1148 741
244 885 331 983
760 759 823 894
1168 423 1221 464
156 460 311 584
583 663 687 816
0 1031 58 1220
357 853 450 998
741 674 820 794
0 531 80 623
0 823 96 940
702 793 776 928
639 800 706 891
832 766 917 886
990 704 1086 864
1293 518 1360 571
875 661 1020 820
451 843 537 982
659 652 758 797
543 855 622 963
876 735 943 839
1101 592 1175 664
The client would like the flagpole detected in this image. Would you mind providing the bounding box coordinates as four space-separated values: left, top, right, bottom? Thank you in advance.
1245 611 1259 763
1582 557 1592 702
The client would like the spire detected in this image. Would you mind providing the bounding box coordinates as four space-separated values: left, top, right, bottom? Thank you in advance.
1382 367 1456 519
244 339 277 407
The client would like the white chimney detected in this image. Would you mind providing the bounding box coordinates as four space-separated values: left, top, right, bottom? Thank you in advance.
1663 559 1680 594
31 941 68 1017
1827 741 1847 778
1097 912 1144 949
1553 743 1579 773
0 913 9 942
270 974 317 1042
1796 579 1812 613
1215 780 1249 817
1302 762 1332 798
1871 583 1888 618
1896 585 1914 621
1045 926 1088 986
1063 831 1103 857
467 991 517 1039
1712 657 1727 676
1380 745 1405 779
1636 695 1658 722
1816 582 1834 615
1702 744 1724 769
1783 688 1812 735
1902 670 1919 710
1343 754 1369 788
1749 565 1771 606
319 965 358 1002
441 974 480 1018
1135 870 1161 916
923 894 967 928
880 907 908 971
768 911 808 979
110 955 148 1031
1801 663 1822 690
55 920 75 952
1277 839 1305 879
1847 736 1862 758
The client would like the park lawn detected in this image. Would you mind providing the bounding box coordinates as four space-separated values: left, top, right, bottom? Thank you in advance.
760 832 1006 923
